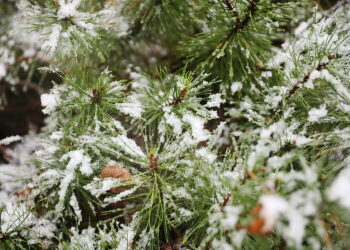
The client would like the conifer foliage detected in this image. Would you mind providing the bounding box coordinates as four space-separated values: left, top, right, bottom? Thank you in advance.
1 0 350 249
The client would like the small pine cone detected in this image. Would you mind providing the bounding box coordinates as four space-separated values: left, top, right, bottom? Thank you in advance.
100 166 132 193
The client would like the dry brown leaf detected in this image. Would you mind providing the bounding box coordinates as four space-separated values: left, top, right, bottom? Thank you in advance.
100 166 132 193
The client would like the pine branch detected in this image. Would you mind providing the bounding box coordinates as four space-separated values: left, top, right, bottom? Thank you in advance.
286 55 335 100
199 0 260 69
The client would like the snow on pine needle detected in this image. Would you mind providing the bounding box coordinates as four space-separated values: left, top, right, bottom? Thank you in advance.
2 0 350 249
17 0 129 55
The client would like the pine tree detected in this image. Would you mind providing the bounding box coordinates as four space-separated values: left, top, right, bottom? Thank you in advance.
1 0 350 249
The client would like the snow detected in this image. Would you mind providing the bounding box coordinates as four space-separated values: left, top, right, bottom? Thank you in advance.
306 69 350 100
222 171 240 183
206 93 225 108
212 239 234 250
1 1 349 249
259 194 288 232
172 187 191 199
56 150 92 212
56 171 75 212
112 135 145 158
104 185 139 204
327 166 350 209
231 230 246 247
261 71 272 78
267 154 293 169
294 21 309 36
196 147 217 163
0 135 21 145
41 93 60 114
309 70 321 81
230 81 242 95
308 105 328 122
117 95 143 118
41 24 62 53
70 194 82 224
162 106 171 113
129 72 149 89
80 153 93 176
182 114 210 142
84 178 122 197
50 131 64 140
282 209 308 247
57 0 81 20
31 218 56 240
220 205 242 230
176 78 185 89
1 200 33 233
69 227 95 249
289 134 312 147
113 220 137 250
164 112 182 135
0 63 6 78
